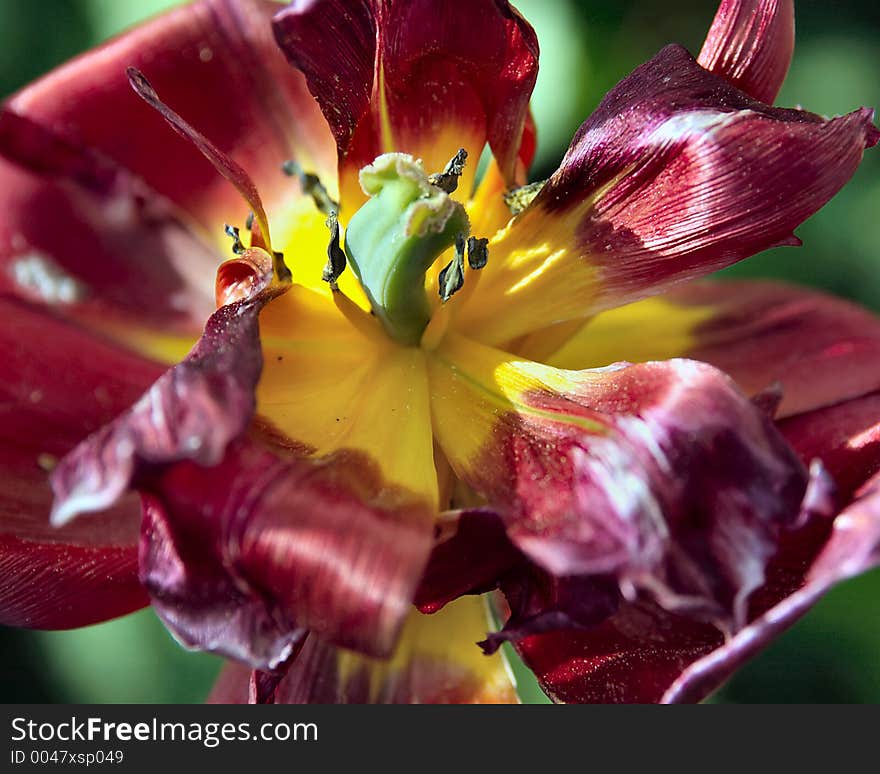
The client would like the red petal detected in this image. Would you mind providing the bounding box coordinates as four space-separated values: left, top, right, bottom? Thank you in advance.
698 0 794 105
781 391 880 502
273 0 538 208
0 110 217 328
7 0 335 230
414 508 522 614
459 45 878 345
0 298 162 628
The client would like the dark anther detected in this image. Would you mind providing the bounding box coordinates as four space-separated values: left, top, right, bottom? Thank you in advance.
323 211 347 288
466 236 489 270
503 179 546 215
429 148 468 194
439 232 466 302
224 224 245 255
245 211 255 230
273 250 292 283
282 159 338 215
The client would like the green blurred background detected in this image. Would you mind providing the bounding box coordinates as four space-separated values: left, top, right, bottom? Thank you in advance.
1 0 878 703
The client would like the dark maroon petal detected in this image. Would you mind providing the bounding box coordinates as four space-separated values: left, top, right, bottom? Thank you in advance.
0 297 163 628
463 45 878 344
698 0 794 104
479 571 620 655
0 110 217 328
547 45 878 312
7 0 335 230
414 508 523 614
512 600 718 702
662 469 880 703
273 0 539 196
272 0 374 157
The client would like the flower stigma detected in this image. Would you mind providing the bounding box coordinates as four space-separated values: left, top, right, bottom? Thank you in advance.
340 150 485 346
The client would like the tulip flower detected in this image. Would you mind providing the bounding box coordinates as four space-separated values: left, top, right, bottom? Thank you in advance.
2 0 879 704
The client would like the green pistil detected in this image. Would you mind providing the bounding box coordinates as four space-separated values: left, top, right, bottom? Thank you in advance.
343 152 470 346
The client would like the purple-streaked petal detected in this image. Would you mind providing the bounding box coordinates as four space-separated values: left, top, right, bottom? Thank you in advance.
698 0 794 104
510 390 880 703
455 45 878 345
662 469 880 703
49 290 271 527
429 334 814 635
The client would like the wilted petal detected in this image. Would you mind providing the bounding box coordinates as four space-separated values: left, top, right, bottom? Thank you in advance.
662 469 880 703
510 390 880 703
50 290 271 527
7 0 335 231
273 0 538 210
210 596 518 704
52 278 437 664
140 433 433 667
0 297 163 628
698 0 794 104
428 333 810 633
454 45 878 346
534 280 880 419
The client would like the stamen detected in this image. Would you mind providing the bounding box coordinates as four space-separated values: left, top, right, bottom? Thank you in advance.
282 160 338 215
438 233 466 302
503 179 546 215
323 211 347 288
273 250 292 284
245 211 255 230
429 148 468 194
127 68 273 253
224 224 245 255
467 236 489 270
